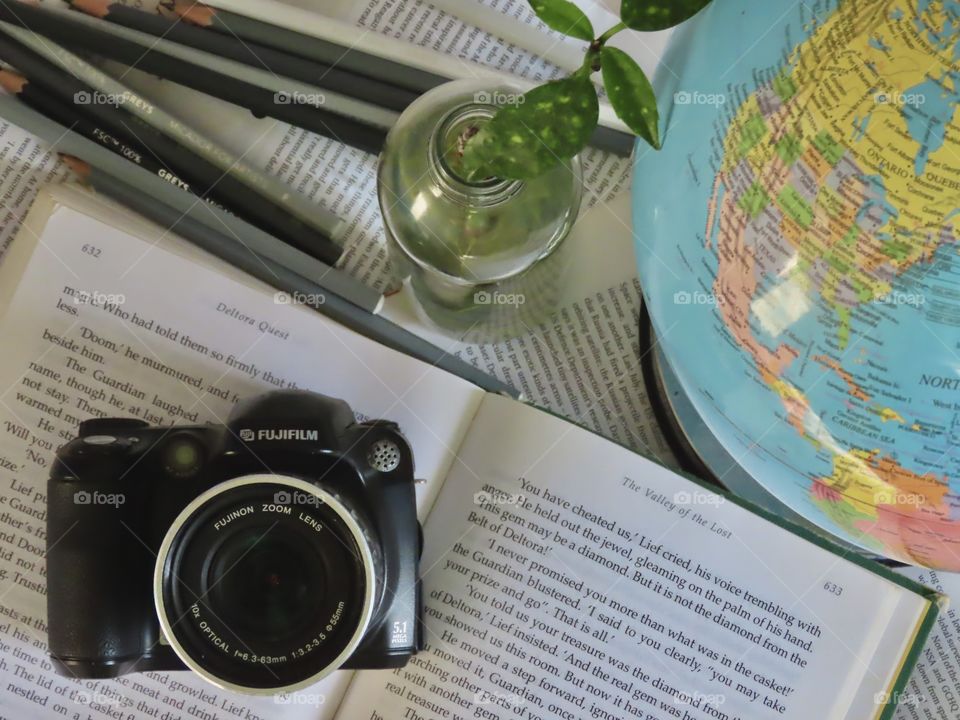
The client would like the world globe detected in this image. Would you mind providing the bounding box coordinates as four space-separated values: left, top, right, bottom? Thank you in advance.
634 0 960 568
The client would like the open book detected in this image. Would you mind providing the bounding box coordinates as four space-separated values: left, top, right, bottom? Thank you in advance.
0 186 942 720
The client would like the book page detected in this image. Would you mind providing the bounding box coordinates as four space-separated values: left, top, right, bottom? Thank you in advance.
355 0 675 79
0 185 485 719
337 394 931 720
893 568 960 720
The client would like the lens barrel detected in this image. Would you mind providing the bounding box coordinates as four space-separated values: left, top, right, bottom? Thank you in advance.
154 475 380 693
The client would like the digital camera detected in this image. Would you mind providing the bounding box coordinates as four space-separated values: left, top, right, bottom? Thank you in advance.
47 391 423 694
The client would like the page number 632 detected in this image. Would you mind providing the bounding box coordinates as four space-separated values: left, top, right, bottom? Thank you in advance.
823 581 844 597
82 244 102 258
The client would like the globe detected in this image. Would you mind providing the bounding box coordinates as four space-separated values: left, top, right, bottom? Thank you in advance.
634 0 960 568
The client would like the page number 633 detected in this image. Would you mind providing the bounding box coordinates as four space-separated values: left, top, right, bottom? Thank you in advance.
823 581 844 597
82 244 102 258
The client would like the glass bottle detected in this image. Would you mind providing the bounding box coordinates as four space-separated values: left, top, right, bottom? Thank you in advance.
378 80 582 342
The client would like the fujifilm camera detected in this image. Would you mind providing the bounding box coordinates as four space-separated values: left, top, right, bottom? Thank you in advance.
46 390 423 694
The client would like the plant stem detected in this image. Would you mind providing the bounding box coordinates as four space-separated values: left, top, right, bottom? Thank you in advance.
584 22 627 73
597 21 626 44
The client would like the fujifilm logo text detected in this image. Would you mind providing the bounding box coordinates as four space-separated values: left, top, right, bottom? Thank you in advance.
242 429 319 441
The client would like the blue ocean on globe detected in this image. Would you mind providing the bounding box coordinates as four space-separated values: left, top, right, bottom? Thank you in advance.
634 0 960 567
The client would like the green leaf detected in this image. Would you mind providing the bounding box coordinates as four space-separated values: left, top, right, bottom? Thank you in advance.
620 0 711 31
528 0 595 41
600 46 659 149
462 74 599 181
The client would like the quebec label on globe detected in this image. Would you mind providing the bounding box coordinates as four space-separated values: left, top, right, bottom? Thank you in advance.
635 0 960 568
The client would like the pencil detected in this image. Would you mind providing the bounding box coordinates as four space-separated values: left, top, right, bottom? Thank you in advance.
197 0 635 156
0 69 211 207
0 1 388 153
75 159 517 397
50 11 397 132
168 0 444 96
0 92 382 313
71 0 418 113
0 19 347 248
0 25 344 266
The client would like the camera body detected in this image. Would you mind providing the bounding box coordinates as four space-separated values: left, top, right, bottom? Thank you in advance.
47 391 422 691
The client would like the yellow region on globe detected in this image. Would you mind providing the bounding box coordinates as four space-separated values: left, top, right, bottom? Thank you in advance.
705 0 960 566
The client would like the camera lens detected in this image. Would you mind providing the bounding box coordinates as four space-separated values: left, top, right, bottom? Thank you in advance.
210 530 318 638
154 475 381 693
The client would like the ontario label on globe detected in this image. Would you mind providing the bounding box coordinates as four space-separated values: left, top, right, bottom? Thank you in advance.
635 0 960 567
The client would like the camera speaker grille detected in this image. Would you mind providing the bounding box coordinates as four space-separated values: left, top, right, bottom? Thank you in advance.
368 439 401 473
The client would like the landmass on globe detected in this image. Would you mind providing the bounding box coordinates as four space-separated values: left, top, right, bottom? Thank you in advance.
641 0 960 567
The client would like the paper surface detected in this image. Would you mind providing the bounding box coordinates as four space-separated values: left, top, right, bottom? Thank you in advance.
337 394 931 720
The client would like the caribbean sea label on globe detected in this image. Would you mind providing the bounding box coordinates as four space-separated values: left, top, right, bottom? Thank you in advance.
634 0 960 568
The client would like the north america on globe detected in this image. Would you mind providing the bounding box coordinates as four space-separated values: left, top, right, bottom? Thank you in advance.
637 0 960 567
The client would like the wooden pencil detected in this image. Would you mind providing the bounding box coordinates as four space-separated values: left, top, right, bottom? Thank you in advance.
0 25 343 265
0 1 388 154
0 19 347 248
168 0 444 96
70 0 419 113
0 68 217 209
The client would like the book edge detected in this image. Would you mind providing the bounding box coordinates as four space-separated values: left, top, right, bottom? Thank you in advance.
875 599 940 720
0 185 59 315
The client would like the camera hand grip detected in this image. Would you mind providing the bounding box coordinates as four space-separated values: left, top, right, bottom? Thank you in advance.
46 479 158 676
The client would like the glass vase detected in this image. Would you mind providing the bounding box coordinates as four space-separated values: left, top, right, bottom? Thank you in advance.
377 80 582 342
